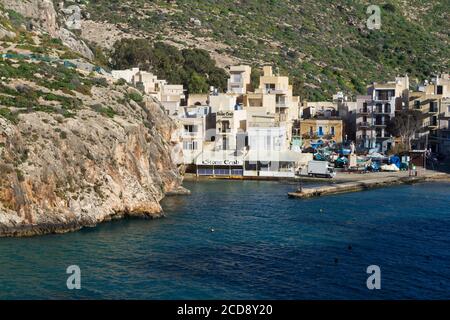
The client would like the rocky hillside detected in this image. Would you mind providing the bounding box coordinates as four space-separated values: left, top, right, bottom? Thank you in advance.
0 3 185 237
81 0 449 100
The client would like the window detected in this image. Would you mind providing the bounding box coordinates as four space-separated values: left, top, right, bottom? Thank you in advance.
376 103 383 113
318 127 324 136
415 100 421 109
231 74 242 83
376 116 383 125
183 141 198 150
330 126 335 136
221 121 230 133
265 83 276 92
377 90 394 100
376 129 382 138
184 125 196 133
437 86 443 95
430 101 438 112
431 116 438 126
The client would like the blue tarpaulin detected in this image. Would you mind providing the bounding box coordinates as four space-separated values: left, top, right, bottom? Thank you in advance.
389 156 401 169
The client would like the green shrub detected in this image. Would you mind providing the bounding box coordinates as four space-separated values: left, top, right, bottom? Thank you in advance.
92 104 116 118
127 92 143 103
0 107 19 124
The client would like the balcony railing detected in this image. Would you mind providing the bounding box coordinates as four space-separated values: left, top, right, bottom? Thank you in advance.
248 122 278 128
424 121 438 128
373 107 391 114
264 89 286 94
441 109 450 118
183 131 200 137
275 113 288 122
359 108 370 114
358 122 371 128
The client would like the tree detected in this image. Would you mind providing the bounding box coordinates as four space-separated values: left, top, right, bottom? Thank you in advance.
187 71 209 93
250 67 261 91
110 38 153 70
386 110 423 150
109 39 228 93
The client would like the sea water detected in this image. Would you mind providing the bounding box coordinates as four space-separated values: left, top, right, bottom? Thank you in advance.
0 180 449 299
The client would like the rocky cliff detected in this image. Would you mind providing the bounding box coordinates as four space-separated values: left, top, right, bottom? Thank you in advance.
0 83 185 237
0 2 187 237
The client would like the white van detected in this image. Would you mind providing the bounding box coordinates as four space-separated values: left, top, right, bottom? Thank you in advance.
307 161 336 178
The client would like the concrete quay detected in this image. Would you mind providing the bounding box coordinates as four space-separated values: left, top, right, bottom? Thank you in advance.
288 171 450 199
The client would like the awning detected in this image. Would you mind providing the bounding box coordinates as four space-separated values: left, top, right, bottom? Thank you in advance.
245 150 305 162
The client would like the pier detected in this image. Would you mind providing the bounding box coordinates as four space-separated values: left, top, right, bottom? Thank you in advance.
288 172 450 199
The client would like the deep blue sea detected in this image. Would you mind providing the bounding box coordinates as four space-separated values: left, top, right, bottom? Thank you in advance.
0 180 449 299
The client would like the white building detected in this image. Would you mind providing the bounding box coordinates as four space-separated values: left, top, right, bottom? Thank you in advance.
111 67 140 83
160 84 186 116
244 125 310 178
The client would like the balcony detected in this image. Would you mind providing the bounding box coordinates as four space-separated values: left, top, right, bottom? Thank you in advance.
358 122 371 128
440 109 450 119
374 122 387 127
359 108 370 115
264 88 287 95
373 104 392 114
275 113 288 122
424 120 438 129
182 131 202 138
248 122 278 128
428 102 439 114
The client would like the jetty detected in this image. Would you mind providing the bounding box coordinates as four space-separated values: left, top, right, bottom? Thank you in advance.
288 172 450 199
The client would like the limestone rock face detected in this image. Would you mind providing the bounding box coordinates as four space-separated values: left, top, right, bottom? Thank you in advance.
0 87 184 237
0 26 15 39
58 27 94 60
0 0 94 60
1 0 58 35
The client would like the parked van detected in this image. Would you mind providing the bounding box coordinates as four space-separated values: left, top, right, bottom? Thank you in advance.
307 161 336 178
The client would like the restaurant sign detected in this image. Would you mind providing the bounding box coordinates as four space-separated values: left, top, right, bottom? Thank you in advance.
216 111 234 118
199 159 243 166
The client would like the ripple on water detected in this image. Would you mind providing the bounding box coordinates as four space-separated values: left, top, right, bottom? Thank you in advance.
0 180 449 299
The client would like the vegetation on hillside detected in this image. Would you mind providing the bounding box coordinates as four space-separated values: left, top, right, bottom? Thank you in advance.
111 39 228 93
85 0 449 100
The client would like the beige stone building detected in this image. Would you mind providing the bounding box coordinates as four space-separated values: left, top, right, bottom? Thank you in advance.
243 66 300 142
227 65 252 95
408 74 450 154
298 118 343 148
